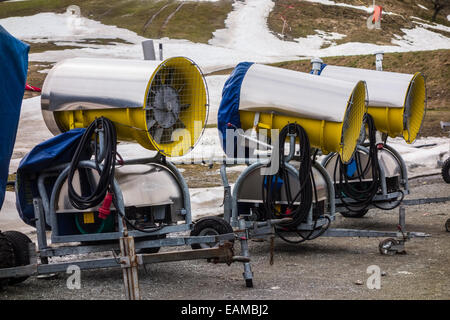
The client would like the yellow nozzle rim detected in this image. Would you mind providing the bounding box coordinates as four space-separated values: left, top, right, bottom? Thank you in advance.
144 56 209 157
402 72 426 143
339 80 368 163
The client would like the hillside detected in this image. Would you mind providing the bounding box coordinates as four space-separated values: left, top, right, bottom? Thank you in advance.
0 0 233 43
269 0 450 46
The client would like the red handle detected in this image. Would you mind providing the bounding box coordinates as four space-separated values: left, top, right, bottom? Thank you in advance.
98 192 114 220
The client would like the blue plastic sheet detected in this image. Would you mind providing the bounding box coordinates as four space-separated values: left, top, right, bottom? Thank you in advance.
16 129 87 227
0 25 29 210
217 62 254 152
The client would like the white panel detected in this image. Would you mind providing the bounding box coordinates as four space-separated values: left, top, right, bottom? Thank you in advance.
238 64 358 123
321 65 413 108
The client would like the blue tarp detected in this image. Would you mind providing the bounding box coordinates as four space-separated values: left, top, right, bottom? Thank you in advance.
0 25 29 210
16 129 87 227
217 62 254 154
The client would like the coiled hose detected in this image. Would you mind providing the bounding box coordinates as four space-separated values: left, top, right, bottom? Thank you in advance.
261 123 313 229
68 117 117 210
333 114 403 212
67 117 163 233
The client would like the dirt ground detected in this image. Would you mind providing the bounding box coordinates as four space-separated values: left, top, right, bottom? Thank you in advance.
0 175 449 300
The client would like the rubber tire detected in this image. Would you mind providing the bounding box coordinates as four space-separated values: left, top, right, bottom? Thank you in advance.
341 209 369 218
245 279 253 288
4 231 32 285
190 216 234 250
0 232 15 288
445 219 450 232
442 158 450 184
378 238 398 256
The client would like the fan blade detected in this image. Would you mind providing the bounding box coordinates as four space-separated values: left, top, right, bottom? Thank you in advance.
175 118 186 129
164 67 175 86
176 84 185 93
153 73 163 87
153 127 164 144
147 119 157 129
161 127 174 144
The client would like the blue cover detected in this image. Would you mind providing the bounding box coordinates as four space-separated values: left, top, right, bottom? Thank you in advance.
217 62 254 152
310 63 327 75
0 25 29 210
16 129 87 227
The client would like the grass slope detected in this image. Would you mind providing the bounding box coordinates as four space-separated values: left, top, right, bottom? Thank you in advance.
269 0 450 46
0 0 233 43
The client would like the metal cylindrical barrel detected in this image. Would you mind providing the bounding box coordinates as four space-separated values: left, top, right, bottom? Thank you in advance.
220 63 367 163
320 65 426 143
41 56 209 157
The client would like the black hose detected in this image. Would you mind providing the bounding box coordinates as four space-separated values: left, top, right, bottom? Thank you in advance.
67 117 164 234
68 117 117 210
334 114 382 212
261 123 313 229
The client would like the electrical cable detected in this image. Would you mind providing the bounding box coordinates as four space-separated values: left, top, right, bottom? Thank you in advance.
67 117 164 233
68 117 117 210
333 114 383 212
258 123 332 243
261 123 313 229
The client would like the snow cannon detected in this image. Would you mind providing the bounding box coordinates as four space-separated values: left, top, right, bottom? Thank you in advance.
41 57 208 157
218 63 367 163
310 60 423 218
318 65 426 143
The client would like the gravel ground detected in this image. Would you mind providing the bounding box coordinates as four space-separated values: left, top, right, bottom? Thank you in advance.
0 176 449 300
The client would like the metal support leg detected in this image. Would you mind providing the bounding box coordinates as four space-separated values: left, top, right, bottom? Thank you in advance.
119 221 140 300
399 206 406 231
33 198 48 252
221 164 232 223
238 217 253 288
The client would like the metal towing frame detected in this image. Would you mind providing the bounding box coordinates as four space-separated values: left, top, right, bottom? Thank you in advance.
214 133 430 273
320 143 410 213
0 137 253 299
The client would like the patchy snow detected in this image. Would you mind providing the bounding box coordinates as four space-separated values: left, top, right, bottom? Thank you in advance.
411 19 450 33
417 4 429 11
304 0 398 16
1 1 449 72
0 12 144 43
391 26 450 49
0 192 35 234
190 186 229 219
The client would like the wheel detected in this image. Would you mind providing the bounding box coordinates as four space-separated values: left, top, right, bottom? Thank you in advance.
190 216 234 250
442 158 450 184
0 232 15 288
445 219 450 232
136 234 166 254
341 209 369 218
4 231 32 284
379 238 398 256
245 278 253 288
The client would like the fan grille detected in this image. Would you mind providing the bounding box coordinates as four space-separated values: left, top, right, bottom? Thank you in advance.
145 57 208 157
340 80 367 163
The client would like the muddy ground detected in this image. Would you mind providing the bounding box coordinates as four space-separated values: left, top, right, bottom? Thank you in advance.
0 175 449 300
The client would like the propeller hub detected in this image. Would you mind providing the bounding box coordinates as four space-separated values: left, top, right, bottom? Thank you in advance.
154 85 181 129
